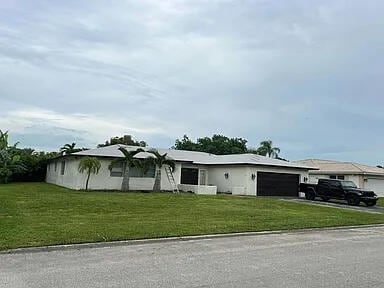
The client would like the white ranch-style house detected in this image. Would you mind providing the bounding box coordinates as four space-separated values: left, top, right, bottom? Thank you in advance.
46 145 314 196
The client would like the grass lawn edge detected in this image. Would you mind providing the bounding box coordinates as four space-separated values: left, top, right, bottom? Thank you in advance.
1 183 384 252
2 223 384 255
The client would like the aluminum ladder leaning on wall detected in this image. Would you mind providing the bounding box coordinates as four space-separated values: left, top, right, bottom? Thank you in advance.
165 165 179 194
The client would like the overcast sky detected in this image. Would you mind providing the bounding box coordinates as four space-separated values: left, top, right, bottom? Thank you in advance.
0 0 383 165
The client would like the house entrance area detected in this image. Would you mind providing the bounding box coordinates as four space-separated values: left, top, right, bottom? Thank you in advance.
179 167 217 195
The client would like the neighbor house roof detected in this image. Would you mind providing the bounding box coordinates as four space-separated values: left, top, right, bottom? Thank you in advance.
73 145 315 170
294 159 384 176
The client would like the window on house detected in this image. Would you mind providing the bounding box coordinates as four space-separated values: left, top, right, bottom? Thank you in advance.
181 168 199 185
128 164 156 178
61 161 65 175
330 175 345 180
110 162 124 177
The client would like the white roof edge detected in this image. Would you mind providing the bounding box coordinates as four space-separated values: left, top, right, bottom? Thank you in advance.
72 145 314 170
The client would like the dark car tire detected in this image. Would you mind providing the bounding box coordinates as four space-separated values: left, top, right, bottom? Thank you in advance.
347 195 360 206
305 190 316 201
321 197 330 202
365 201 377 207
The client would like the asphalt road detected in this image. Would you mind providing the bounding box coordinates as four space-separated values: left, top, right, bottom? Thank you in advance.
1 226 384 288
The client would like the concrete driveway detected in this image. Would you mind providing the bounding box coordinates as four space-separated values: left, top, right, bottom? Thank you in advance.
1 226 384 288
288 198 384 214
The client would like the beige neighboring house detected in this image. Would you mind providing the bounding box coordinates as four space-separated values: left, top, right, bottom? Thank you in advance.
295 159 384 197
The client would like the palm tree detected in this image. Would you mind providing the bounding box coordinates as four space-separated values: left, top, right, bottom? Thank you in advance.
0 130 25 183
109 147 144 191
0 130 9 150
78 157 101 190
60 142 82 155
0 130 18 150
147 150 176 192
132 157 153 177
0 150 26 184
256 140 281 158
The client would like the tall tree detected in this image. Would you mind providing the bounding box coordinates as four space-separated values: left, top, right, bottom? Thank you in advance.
147 150 176 192
173 134 247 155
109 147 144 191
172 135 198 151
0 130 26 183
256 140 281 158
0 130 9 150
78 157 101 190
0 150 26 184
12 149 59 182
98 135 147 148
60 143 82 155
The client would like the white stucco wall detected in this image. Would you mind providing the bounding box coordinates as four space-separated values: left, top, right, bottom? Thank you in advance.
160 163 182 191
46 156 179 191
178 184 217 195
208 166 251 195
208 165 308 196
47 157 124 190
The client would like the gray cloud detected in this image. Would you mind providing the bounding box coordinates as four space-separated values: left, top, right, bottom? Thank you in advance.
0 0 383 165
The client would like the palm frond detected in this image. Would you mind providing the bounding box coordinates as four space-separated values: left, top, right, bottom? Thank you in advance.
273 147 281 154
108 158 124 170
133 158 153 175
147 149 175 170
118 147 145 159
78 157 101 174
163 159 176 172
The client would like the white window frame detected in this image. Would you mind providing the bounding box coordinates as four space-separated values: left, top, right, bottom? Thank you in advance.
110 162 124 177
330 175 345 180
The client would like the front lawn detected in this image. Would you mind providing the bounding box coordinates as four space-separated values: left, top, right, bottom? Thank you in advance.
1 183 384 251
378 198 384 206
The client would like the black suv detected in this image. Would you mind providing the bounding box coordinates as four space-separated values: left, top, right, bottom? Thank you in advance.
300 179 378 206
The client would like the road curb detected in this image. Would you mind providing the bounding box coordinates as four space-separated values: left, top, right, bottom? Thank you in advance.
2 224 384 255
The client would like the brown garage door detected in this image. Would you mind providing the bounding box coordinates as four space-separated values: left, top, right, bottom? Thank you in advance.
257 172 299 197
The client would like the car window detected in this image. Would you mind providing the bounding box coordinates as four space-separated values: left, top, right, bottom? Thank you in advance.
330 181 341 188
341 181 357 188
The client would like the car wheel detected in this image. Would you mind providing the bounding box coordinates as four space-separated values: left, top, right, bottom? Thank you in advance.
365 200 377 207
305 190 316 201
321 197 330 202
347 195 360 206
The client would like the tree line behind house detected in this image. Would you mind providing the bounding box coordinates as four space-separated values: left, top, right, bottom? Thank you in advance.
1 130 283 185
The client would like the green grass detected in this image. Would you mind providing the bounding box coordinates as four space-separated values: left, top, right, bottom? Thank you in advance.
1 183 384 251
378 198 384 206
